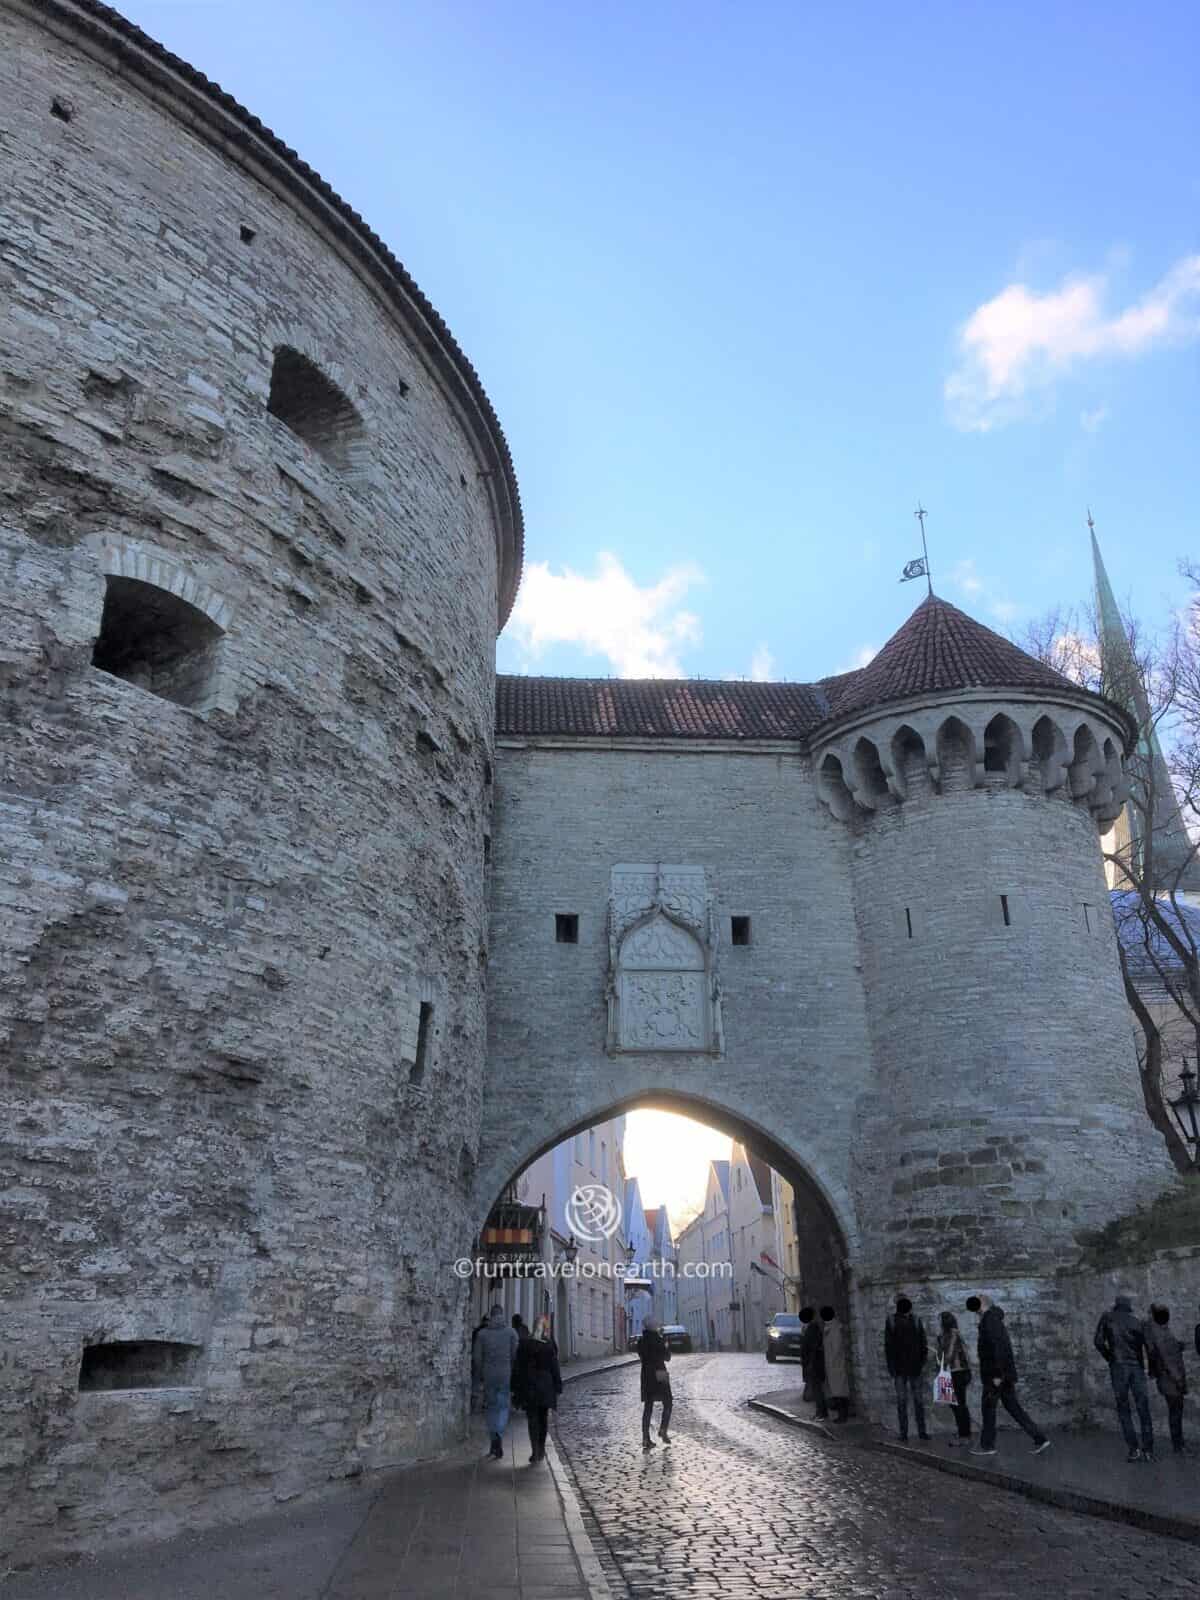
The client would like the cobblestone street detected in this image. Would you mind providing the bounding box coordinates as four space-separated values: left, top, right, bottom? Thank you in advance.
553 1355 1200 1600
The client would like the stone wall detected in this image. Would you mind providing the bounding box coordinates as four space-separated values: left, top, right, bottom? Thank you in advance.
1 1 512 1566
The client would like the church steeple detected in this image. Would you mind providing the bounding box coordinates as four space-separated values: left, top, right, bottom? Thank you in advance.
1090 517 1200 893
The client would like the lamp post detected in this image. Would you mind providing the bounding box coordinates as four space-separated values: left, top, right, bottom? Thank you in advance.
1168 1060 1200 1158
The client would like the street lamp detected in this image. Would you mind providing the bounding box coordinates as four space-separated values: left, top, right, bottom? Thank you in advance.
1168 1060 1200 1152
557 1235 579 1266
624 1240 637 1268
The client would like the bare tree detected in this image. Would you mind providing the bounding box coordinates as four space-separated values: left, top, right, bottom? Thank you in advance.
1015 572 1200 1173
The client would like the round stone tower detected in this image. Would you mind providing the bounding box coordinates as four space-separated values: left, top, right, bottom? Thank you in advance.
1 0 520 1563
813 596 1172 1417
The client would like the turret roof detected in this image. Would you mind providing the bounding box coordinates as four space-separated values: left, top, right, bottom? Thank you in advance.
820 594 1075 721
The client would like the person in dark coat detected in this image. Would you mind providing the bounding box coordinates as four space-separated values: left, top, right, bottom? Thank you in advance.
515 1314 562 1464
510 1314 529 1412
798 1306 827 1419
1144 1303 1187 1455
936 1311 973 1444
636 1314 672 1450
966 1293 1049 1457
884 1296 929 1442
1094 1292 1154 1461
473 1304 520 1458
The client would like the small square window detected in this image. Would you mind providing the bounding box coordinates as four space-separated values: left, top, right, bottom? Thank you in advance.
730 916 751 947
556 914 579 944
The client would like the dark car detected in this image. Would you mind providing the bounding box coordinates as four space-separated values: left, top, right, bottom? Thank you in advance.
661 1324 693 1353
765 1312 804 1362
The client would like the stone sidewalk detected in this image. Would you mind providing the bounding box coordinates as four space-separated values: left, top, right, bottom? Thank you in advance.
750 1381 1200 1544
0 1358 638 1599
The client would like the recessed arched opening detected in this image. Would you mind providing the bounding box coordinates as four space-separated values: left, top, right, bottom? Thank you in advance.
852 737 891 807
1032 714 1068 793
817 752 856 822
1069 723 1101 800
891 725 929 798
474 1090 855 1400
92 575 223 709
982 713 1022 784
267 346 364 470
935 715 976 793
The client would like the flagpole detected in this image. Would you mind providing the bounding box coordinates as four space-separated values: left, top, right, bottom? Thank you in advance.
915 504 932 596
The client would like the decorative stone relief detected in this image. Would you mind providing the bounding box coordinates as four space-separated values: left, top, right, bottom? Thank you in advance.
606 865 723 1055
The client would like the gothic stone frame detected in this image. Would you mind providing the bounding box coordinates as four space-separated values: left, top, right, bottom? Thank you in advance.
606 864 724 1056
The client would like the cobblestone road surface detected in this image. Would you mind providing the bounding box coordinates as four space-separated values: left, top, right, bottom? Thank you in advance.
553 1354 1200 1600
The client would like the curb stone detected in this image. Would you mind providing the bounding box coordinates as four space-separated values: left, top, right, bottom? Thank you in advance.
747 1392 1200 1547
543 1438 614 1600
867 1436 1200 1547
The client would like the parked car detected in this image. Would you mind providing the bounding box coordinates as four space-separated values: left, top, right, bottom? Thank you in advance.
661 1324 693 1353
765 1312 804 1362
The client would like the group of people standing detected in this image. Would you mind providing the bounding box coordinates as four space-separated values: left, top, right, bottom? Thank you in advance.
471 1305 562 1463
884 1293 1050 1455
1093 1294 1192 1461
885 1289 1195 1462
791 1305 852 1423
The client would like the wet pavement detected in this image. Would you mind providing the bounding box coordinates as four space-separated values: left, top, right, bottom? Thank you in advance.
552 1353 1200 1599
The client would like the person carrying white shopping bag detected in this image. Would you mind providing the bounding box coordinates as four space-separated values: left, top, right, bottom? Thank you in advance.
934 1311 973 1444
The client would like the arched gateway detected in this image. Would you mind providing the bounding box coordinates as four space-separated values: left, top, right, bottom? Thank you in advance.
483 599 1172 1422
0 1 1180 1573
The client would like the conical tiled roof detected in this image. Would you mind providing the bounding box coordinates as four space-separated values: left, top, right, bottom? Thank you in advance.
821 594 1074 722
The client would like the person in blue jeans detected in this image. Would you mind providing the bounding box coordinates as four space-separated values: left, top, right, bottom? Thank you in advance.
473 1303 519 1459
884 1296 930 1441
1094 1293 1154 1462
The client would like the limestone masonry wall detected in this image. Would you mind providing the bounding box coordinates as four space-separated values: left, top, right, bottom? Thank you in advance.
1 1 506 1564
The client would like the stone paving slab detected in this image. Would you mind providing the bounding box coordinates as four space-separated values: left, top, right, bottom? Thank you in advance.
0 1420 603 1600
752 1382 1200 1545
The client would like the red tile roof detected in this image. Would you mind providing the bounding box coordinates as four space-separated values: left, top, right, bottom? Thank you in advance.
822 595 1074 721
496 676 831 740
496 596 1094 741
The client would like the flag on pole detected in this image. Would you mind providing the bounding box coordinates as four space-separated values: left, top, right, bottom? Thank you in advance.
900 557 928 582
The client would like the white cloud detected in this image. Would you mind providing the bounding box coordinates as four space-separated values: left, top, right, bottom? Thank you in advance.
1080 405 1109 433
945 254 1200 431
836 644 877 674
950 558 984 596
506 551 704 678
749 643 775 682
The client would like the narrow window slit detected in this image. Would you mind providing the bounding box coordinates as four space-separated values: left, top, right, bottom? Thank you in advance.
731 916 751 946
1001 894 1011 927
905 907 913 939
555 914 579 944
410 1001 434 1085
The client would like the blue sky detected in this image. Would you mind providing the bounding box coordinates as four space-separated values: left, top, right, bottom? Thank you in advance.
125 1 1199 683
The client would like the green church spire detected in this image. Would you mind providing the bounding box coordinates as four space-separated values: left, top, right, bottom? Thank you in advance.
1091 516 1200 892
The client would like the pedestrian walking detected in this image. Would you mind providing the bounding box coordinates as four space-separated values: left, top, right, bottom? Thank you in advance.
966 1293 1050 1457
884 1296 930 1442
935 1311 973 1444
1094 1292 1154 1462
516 1314 562 1465
469 1314 489 1412
473 1303 520 1459
1143 1303 1186 1455
636 1314 673 1450
820 1306 850 1422
799 1305 828 1419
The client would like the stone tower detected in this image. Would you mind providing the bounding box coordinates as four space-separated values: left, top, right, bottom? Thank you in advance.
1 0 519 1565
812 596 1170 1398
